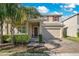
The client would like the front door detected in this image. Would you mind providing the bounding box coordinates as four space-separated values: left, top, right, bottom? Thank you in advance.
33 27 38 37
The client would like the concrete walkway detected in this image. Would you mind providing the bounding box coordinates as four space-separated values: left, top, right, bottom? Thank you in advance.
44 38 79 56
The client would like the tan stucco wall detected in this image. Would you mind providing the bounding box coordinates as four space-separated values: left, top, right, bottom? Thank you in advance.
63 15 77 37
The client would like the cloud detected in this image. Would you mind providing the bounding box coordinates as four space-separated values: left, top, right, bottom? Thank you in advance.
60 4 76 9
50 11 63 15
64 8 73 12
75 3 79 5
37 6 49 14
73 11 78 14
53 11 63 15
64 4 76 8
60 4 76 12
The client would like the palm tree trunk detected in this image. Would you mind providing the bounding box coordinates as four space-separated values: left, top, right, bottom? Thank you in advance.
0 21 3 44
11 24 15 45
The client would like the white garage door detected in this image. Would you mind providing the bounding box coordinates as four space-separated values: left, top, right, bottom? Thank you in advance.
42 27 61 39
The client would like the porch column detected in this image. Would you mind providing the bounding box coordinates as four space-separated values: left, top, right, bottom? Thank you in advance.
39 21 42 35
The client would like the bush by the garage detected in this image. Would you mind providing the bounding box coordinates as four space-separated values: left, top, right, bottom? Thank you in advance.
38 34 43 43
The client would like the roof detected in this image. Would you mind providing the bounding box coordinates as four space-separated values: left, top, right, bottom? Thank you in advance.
42 22 64 27
28 17 46 22
62 13 79 22
42 14 62 17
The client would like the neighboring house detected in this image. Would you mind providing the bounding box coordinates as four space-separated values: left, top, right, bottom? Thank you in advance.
63 14 79 37
2 14 64 39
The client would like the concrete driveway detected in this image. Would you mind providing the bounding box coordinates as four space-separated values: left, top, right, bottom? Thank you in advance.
44 38 79 55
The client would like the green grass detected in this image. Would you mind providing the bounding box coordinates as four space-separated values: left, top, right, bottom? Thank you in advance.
65 37 79 42
11 51 49 56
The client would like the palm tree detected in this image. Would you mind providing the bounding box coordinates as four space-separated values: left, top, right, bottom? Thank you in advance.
0 4 7 43
24 7 41 19
5 4 21 45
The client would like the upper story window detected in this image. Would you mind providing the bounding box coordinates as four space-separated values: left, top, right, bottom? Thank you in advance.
43 16 49 21
47 16 49 21
53 16 59 21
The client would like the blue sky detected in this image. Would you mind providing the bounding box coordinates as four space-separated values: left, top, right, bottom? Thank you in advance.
22 3 79 19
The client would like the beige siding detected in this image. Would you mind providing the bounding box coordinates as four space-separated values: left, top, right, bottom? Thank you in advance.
77 15 79 25
63 15 77 37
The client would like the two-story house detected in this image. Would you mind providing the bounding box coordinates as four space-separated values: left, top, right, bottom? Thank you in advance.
2 14 64 40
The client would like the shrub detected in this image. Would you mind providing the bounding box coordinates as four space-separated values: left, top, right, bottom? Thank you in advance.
77 32 79 37
38 34 43 43
2 35 31 44
2 35 11 43
14 35 31 44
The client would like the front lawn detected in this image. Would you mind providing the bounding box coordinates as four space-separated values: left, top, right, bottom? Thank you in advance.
65 37 79 42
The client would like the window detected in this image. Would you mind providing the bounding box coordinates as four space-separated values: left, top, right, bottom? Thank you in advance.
53 16 59 21
46 16 49 21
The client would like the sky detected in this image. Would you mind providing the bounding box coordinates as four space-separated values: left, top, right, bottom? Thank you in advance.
22 3 79 20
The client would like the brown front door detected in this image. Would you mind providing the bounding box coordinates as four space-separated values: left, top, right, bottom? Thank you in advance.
34 27 38 37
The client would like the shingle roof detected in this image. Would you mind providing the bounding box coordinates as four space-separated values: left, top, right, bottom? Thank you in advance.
42 22 64 27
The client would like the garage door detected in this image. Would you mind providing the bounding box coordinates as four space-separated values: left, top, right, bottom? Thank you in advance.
42 27 61 39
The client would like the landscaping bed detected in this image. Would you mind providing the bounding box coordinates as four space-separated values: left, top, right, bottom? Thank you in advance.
11 46 49 56
2 34 31 44
0 44 49 56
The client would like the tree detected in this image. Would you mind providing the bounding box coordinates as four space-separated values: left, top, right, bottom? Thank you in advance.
0 3 41 45
0 4 7 43
5 4 21 45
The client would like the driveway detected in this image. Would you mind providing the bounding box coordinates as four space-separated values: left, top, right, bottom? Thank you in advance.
44 38 79 55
